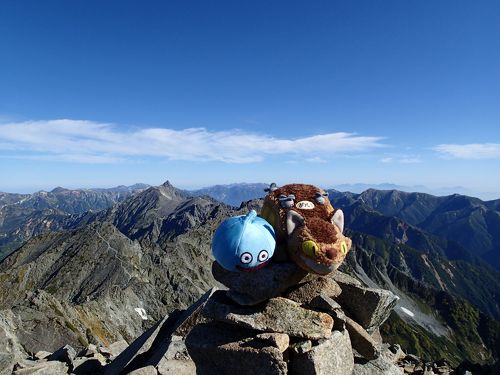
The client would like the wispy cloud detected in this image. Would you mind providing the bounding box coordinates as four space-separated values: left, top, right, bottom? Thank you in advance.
433 143 500 159
380 157 393 163
379 155 421 164
305 157 327 163
0 119 385 164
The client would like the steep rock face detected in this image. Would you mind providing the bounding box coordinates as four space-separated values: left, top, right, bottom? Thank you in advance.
0 310 28 375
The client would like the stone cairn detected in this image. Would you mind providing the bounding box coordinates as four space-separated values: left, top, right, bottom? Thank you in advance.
10 261 480 375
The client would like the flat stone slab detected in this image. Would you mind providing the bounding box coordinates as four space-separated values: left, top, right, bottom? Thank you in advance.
212 261 307 305
128 365 158 375
185 322 287 375
353 356 403 375
33 351 51 360
157 359 196 375
289 329 354 375
12 360 69 375
331 270 363 287
203 292 333 340
285 277 342 305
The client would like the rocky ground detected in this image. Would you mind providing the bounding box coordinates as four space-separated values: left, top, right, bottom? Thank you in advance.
5 262 497 375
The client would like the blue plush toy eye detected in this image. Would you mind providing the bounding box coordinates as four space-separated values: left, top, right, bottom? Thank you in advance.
240 252 253 264
212 210 276 272
258 250 269 262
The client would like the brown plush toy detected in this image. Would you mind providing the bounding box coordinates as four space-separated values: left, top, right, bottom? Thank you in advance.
260 183 352 275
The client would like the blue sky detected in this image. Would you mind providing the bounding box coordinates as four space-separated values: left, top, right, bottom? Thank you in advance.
0 1 499 198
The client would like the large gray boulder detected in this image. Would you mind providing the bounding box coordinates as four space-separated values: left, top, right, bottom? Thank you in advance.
345 316 380 360
186 322 288 375
203 292 333 340
12 360 69 375
47 344 77 371
212 261 307 305
333 272 399 333
288 329 354 375
353 356 403 375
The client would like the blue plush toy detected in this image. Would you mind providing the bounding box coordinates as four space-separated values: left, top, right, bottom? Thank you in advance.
212 210 276 272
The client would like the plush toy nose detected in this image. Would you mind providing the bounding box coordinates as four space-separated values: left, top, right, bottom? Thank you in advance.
325 248 337 260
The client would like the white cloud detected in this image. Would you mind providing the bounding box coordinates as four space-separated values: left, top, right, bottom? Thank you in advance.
433 143 500 159
379 155 421 164
305 157 327 163
0 119 385 164
380 157 393 163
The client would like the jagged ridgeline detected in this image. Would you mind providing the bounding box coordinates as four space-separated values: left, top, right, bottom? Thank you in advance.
0 181 498 374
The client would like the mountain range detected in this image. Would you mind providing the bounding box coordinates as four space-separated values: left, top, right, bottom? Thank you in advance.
0 181 498 369
0 184 149 260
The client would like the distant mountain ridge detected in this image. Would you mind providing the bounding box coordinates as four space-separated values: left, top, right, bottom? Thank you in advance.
333 183 499 200
331 189 500 268
0 183 149 259
189 182 268 207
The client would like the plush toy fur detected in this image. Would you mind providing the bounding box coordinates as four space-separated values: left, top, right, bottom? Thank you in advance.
261 183 352 275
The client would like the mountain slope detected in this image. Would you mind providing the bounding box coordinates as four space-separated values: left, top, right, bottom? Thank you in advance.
0 181 235 353
339 232 499 364
351 189 500 267
327 196 500 320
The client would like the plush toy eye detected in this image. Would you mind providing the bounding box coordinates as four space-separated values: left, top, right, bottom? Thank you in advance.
341 241 348 255
314 192 325 205
240 252 253 264
314 192 328 205
279 194 295 208
258 250 269 262
302 240 319 257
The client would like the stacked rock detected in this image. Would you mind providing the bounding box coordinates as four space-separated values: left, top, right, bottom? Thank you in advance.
184 261 400 375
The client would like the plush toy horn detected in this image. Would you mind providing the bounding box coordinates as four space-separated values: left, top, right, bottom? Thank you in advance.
264 182 278 192
331 209 345 233
286 210 305 236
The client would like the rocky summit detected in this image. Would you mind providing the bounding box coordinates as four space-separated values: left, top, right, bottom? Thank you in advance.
9 260 480 375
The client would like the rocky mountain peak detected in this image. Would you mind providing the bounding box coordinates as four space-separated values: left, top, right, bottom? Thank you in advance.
50 186 69 193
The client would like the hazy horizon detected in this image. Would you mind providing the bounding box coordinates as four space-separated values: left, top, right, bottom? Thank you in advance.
2 180 498 201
